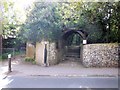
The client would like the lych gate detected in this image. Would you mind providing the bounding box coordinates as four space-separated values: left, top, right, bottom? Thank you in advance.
26 28 88 66
26 28 119 67
60 29 88 62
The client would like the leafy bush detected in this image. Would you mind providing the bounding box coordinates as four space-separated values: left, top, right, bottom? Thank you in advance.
0 55 2 61
0 53 8 61
2 54 8 59
32 61 36 64
2 53 8 60
25 57 36 64
25 57 33 62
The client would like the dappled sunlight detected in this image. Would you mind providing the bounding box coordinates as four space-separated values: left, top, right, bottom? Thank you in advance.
12 0 35 23
1 0 35 24
0 66 8 75
0 77 13 89
79 85 89 88
12 60 19 65
0 60 21 75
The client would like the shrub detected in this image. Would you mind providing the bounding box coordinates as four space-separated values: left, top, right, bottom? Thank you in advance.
2 53 8 60
0 55 2 61
25 57 36 64
25 57 33 62
32 61 36 64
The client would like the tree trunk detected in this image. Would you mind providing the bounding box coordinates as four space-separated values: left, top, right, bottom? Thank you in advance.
0 35 2 55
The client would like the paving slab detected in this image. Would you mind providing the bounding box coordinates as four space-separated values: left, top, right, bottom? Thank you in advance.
0 56 119 78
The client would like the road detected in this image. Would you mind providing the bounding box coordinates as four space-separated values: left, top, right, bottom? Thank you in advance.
0 76 119 89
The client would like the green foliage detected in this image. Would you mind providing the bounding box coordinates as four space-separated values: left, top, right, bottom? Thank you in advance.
25 57 36 64
2 53 8 60
25 57 33 62
0 55 2 61
1 1 25 49
21 2 62 43
0 53 8 61
32 61 36 64
2 37 25 49
1 1 19 39
3 1 119 44
80 2 120 43
0 49 25 61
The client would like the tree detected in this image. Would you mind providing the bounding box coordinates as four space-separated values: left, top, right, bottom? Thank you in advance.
21 2 63 43
80 2 120 43
55 2 103 43
0 1 3 55
1 1 26 49
2 1 18 39
20 1 120 44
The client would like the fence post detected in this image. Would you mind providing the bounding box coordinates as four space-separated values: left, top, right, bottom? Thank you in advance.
8 54 12 73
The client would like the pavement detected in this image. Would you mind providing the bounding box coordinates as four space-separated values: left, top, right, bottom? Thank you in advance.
0 55 119 79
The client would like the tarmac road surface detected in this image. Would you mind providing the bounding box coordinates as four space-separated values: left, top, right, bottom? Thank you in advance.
0 76 119 88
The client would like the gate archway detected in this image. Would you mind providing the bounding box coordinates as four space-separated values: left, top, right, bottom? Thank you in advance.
60 29 88 62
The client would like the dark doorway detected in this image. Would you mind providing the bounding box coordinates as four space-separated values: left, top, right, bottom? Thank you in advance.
65 33 81 59
61 29 88 62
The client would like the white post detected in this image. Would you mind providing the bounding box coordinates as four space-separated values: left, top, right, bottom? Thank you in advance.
83 40 87 45
8 54 11 59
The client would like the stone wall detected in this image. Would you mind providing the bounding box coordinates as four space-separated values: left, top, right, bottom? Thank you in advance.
26 42 35 59
35 42 44 65
82 43 119 67
35 41 58 66
47 42 59 66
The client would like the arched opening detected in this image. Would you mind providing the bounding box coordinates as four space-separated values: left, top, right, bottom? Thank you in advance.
60 29 88 64
64 33 81 58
